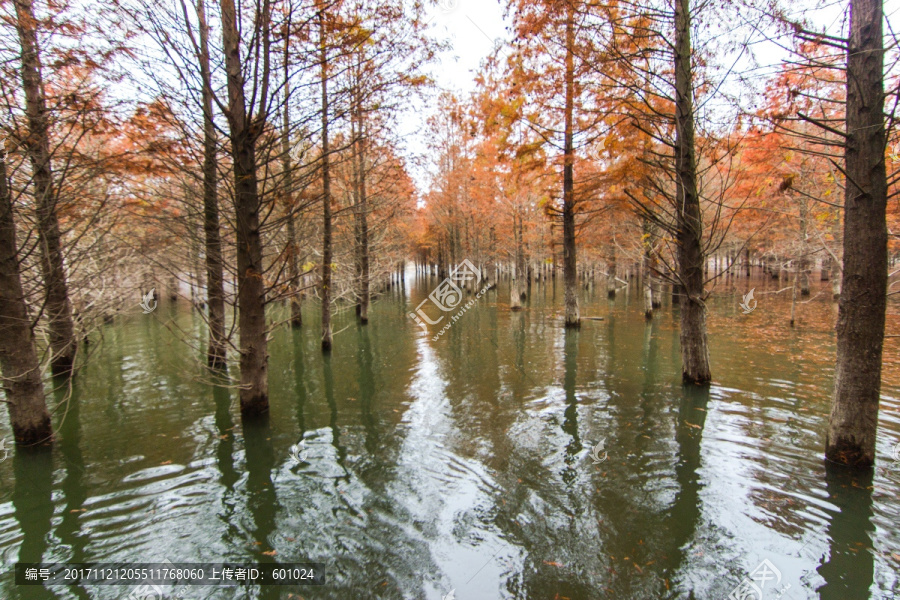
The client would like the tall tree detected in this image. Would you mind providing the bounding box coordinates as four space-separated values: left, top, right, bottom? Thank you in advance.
14 0 77 376
318 1 334 351
218 0 270 415
195 0 228 368
826 0 888 467
0 143 51 445
672 0 710 384
562 0 579 327
281 34 302 329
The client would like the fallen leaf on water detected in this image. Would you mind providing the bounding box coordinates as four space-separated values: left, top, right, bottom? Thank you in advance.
69 509 87 513
543 561 564 568
684 422 701 429
633 563 642 573
263 550 277 556
160 460 173 465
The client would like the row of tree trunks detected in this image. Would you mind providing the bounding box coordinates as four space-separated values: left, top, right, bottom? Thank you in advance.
15 0 76 377
0 145 52 444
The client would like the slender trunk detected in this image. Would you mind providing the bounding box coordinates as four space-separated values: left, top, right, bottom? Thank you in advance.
674 0 710 384
642 220 654 319
319 8 333 351
14 0 76 376
562 2 579 327
799 199 811 296
511 212 524 310
826 0 887 467
0 145 51 445
606 242 617 298
354 74 370 324
281 49 301 329
831 209 843 299
197 0 227 367
790 265 798 327
219 0 268 415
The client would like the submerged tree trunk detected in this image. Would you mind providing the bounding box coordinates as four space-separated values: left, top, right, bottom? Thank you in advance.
562 3 579 328
642 220 655 319
319 8 334 351
831 208 843 299
281 50 301 329
353 75 370 325
674 0 710 384
826 0 887 467
197 0 227 368
606 242 617 298
219 0 268 416
15 0 76 377
0 146 52 445
511 212 525 310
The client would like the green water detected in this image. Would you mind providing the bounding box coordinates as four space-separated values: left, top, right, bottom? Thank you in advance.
1 275 899 599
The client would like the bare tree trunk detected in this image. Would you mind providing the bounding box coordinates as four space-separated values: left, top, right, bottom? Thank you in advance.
826 0 887 467
562 3 579 328
511 213 525 310
0 146 51 445
198 0 227 367
606 242 617 298
642 220 655 319
219 0 268 416
831 210 843 299
799 199 811 296
353 75 370 325
319 8 333 351
790 264 799 327
281 48 301 329
14 0 76 377
674 0 710 384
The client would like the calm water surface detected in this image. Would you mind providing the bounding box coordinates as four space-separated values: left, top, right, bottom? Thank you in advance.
1 275 899 599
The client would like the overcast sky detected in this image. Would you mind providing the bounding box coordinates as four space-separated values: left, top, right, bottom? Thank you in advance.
401 0 899 194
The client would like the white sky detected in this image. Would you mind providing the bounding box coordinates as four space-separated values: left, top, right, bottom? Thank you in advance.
399 0 509 193
400 0 900 194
